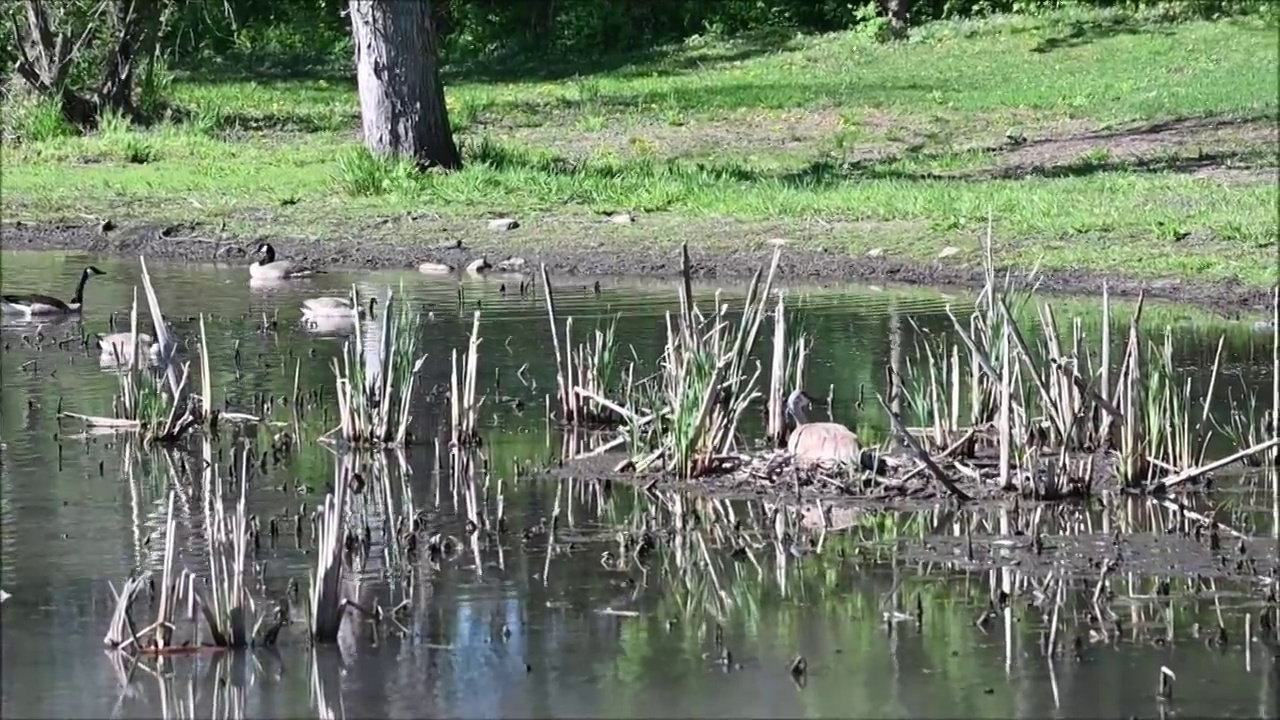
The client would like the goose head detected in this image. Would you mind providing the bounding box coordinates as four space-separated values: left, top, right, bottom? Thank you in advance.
254 242 277 263
786 388 816 425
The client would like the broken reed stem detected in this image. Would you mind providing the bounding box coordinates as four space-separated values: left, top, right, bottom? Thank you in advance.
877 393 973 502
1149 437 1280 493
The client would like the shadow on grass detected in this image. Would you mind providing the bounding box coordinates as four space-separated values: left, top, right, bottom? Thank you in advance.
175 27 801 87
472 79 942 122
469 123 1277 192
1029 14 1175 53
174 47 354 84
444 27 803 84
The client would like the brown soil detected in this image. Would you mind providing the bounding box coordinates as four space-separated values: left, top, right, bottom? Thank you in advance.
2 216 1275 317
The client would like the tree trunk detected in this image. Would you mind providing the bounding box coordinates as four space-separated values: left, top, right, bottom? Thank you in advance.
348 0 461 171
883 0 910 40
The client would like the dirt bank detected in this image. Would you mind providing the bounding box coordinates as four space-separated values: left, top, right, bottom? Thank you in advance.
2 218 1275 317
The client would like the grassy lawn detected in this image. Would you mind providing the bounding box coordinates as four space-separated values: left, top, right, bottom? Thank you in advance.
2 10 1277 285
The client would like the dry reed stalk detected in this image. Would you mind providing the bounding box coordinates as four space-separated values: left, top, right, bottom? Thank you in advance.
139 258 179 398
450 310 483 447
540 264 570 419
198 315 213 427
1115 296 1148 486
768 292 787 445
998 323 1013 490
1273 286 1279 469
310 471 349 642
196 442 252 647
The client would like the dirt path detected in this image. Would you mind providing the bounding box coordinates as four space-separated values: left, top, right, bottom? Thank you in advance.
2 217 1275 317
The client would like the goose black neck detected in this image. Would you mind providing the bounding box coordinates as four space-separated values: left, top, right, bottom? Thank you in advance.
70 268 92 305
262 245 276 263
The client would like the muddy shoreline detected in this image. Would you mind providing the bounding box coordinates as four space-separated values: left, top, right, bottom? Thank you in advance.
3 219 1275 316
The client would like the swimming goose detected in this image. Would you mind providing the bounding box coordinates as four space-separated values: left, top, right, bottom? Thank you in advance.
1 266 106 316
250 243 322 280
785 389 876 471
96 332 162 366
301 295 378 320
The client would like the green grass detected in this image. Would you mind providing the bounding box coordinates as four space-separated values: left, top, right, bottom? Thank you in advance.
2 9 1277 286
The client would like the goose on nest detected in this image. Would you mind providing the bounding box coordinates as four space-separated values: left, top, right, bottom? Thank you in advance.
785 388 882 473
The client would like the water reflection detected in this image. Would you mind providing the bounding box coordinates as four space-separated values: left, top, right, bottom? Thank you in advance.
1 250 1277 719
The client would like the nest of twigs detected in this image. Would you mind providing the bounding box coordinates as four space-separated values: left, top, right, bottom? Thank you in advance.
731 446 1105 503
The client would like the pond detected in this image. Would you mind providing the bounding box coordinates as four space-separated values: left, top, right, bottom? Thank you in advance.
1 250 1276 719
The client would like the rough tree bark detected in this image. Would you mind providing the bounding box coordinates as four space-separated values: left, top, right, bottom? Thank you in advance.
348 0 461 170
883 0 910 39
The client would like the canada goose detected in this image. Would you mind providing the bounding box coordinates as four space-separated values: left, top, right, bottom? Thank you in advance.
250 243 322 280
1 266 106 316
785 389 881 473
301 295 378 320
96 332 161 366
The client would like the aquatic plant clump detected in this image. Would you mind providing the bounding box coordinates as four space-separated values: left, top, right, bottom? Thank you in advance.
328 285 427 447
541 267 626 427
60 258 212 444
598 244 781 479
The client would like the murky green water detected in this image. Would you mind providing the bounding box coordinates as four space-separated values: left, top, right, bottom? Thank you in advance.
1 250 1276 719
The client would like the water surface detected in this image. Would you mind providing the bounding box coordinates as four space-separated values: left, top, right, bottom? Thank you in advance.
1 251 1276 719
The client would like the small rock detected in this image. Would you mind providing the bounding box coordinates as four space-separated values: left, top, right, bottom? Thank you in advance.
608 212 635 224
767 238 789 246
495 257 527 272
937 246 961 259
488 218 519 231
866 247 885 258
417 261 453 275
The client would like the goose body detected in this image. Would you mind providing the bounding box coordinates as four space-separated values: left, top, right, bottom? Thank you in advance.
301 296 377 320
1 266 105 316
785 389 872 469
250 243 321 280
97 332 161 366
